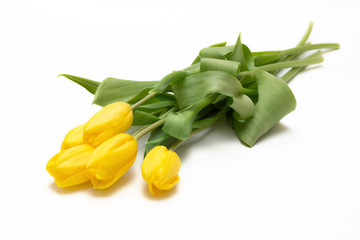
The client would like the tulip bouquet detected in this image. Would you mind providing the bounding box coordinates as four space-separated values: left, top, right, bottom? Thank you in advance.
47 23 339 196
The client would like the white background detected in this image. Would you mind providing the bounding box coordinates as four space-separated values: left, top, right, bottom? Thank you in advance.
0 0 359 239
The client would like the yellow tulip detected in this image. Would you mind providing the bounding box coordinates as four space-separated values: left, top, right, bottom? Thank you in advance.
60 123 86 150
83 102 133 146
141 146 181 195
86 133 138 189
46 144 94 188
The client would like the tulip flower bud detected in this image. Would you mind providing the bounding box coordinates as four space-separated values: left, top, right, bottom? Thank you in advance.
86 133 138 189
83 102 133 147
141 146 181 195
61 123 86 150
46 144 94 188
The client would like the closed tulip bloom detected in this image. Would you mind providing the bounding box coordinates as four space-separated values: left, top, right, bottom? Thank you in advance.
86 133 138 189
83 102 133 146
142 146 181 195
46 144 94 188
61 123 86 150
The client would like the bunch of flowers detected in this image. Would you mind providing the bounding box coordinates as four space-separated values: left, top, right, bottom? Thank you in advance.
46 23 339 196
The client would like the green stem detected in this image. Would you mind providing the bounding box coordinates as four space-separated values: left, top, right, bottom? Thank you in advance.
273 42 312 76
133 118 166 140
282 43 339 56
159 106 179 118
256 55 323 72
131 91 157 109
238 56 324 83
253 43 339 57
169 106 230 151
273 22 314 73
296 21 313 47
169 127 207 151
132 106 178 137
281 50 322 83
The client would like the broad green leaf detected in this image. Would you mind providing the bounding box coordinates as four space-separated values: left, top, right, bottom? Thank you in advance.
151 70 187 93
59 74 100 94
209 42 227 47
200 58 240 77
252 51 282 56
171 71 243 109
229 34 242 62
229 34 254 71
254 53 283 66
132 110 160 126
93 77 158 106
232 71 296 147
193 106 230 129
162 95 217 140
228 94 254 120
144 128 176 156
199 46 234 60
127 88 155 105
241 44 255 70
192 42 227 65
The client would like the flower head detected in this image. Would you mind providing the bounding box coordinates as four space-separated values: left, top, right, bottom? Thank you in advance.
141 146 181 195
86 133 138 189
46 144 94 187
61 123 86 150
83 102 133 146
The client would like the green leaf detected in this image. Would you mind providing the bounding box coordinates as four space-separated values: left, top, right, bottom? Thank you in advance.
229 34 254 71
232 71 296 147
241 44 255 71
151 70 187 93
229 34 242 62
209 42 227 47
191 42 227 65
127 88 155 105
162 95 217 140
193 106 230 129
132 110 160 126
58 74 100 94
93 77 158 106
228 94 254 120
171 71 243 109
254 54 283 66
199 46 234 60
200 58 240 77
144 128 176 156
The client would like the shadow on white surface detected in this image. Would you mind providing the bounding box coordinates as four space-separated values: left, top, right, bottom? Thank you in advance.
49 181 92 194
175 119 235 163
141 183 179 200
254 122 292 146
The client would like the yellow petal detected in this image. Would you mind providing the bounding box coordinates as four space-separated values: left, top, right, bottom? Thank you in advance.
60 124 86 150
86 133 138 189
141 146 181 193
54 170 89 188
83 102 133 146
54 145 94 175
46 145 94 188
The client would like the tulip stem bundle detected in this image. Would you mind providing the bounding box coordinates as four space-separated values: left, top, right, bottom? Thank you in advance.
48 22 339 196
